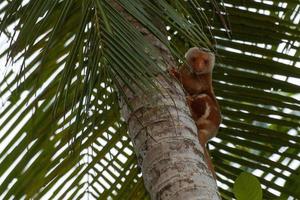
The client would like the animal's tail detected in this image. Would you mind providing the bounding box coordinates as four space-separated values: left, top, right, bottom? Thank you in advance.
199 132 217 180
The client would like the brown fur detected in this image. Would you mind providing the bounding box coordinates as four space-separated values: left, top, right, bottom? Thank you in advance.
169 47 221 179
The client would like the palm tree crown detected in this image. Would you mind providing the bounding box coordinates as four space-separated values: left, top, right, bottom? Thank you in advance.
0 0 299 199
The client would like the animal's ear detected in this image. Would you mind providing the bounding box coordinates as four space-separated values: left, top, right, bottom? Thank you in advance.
199 47 211 52
208 52 215 67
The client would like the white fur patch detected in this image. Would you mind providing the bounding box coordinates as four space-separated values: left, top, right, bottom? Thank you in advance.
201 102 211 120
195 94 207 98
184 47 200 58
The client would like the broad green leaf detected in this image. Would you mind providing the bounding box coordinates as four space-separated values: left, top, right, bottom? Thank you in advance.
233 172 263 200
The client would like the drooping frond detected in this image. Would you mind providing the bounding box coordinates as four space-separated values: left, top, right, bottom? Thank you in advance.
206 1 300 199
0 0 219 199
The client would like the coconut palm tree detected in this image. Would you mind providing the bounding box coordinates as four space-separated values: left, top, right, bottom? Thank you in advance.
0 0 299 199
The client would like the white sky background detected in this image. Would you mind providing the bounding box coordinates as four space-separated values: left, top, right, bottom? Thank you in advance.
0 0 300 199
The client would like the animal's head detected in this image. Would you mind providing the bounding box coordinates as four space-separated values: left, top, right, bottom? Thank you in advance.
185 47 215 75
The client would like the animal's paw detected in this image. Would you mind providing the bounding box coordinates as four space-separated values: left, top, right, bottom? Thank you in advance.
168 67 180 79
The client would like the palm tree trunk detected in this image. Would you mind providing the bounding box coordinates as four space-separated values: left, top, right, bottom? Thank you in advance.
114 3 220 200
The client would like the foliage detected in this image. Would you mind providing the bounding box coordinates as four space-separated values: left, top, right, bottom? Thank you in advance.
0 0 299 199
233 172 262 200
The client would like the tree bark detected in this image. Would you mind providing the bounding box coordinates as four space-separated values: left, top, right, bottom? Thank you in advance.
114 2 220 200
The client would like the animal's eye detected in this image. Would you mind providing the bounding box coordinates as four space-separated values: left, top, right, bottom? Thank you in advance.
191 57 196 62
204 59 209 65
